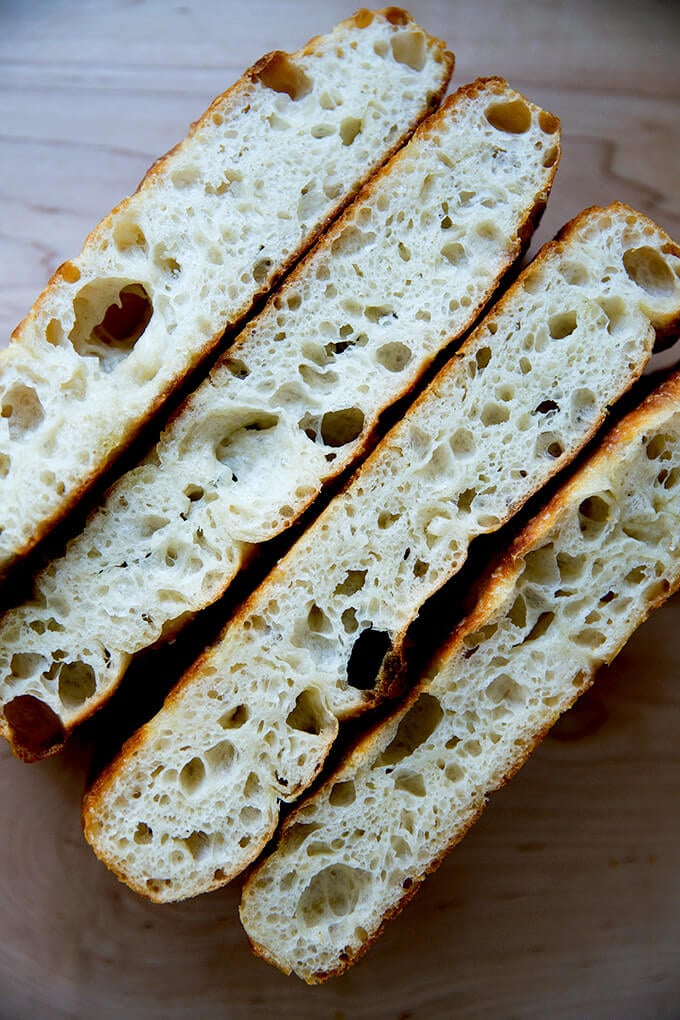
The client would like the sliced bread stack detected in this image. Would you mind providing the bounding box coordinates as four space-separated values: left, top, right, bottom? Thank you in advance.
240 367 680 982
0 78 561 761
0 8 452 578
81 204 680 902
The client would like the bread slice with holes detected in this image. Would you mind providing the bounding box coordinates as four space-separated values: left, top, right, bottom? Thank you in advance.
0 78 563 761
81 205 680 902
0 8 452 579
240 368 680 982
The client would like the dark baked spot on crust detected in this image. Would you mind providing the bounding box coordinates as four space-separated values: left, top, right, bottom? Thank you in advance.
4 694 65 761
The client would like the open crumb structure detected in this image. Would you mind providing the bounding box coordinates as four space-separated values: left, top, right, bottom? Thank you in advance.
240 369 680 982
0 7 452 576
0 78 561 759
81 205 680 902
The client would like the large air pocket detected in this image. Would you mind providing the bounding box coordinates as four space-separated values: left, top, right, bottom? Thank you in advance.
69 279 153 370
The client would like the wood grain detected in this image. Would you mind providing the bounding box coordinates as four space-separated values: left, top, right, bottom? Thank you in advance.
1 1 679 1016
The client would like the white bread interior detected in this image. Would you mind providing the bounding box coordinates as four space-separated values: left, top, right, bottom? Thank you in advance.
81 205 680 902
0 7 452 576
240 370 680 982
0 78 561 758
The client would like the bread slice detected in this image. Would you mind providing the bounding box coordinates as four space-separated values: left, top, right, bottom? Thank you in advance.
81 205 680 902
0 78 562 761
240 368 680 982
0 8 452 579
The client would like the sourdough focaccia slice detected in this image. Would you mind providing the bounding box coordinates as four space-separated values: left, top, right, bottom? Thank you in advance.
82 205 680 901
0 7 452 578
240 369 680 982
0 78 561 760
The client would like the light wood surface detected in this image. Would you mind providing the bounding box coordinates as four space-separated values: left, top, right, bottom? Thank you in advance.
1 1 679 1017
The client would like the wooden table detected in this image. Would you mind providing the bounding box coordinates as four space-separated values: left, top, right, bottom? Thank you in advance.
1 1 679 1016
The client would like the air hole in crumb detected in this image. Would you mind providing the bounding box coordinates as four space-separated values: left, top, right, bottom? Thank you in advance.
45 319 64 346
441 242 466 266
536 433 564 459
298 864 371 927
9 653 46 681
284 822 321 853
341 607 358 634
255 52 312 100
539 110 559 134
253 257 272 284
571 388 597 422
485 98 531 134
58 660 96 709
394 772 426 797
561 260 588 286
1 384 45 439
69 280 152 370
445 763 464 783
481 402 510 426
623 246 674 296
347 628 392 690
450 428 475 457
597 296 626 334
376 342 412 372
218 704 249 729
376 693 443 767
542 146 559 168
205 739 235 775
286 688 330 736
489 673 526 705
215 412 278 467
365 304 393 323
578 494 610 538
179 756 207 796
508 594 527 628
226 357 250 379
112 217 147 253
183 830 210 861
171 164 199 188
334 570 367 597
320 407 364 447
390 28 426 70
243 775 263 799
456 486 476 513
329 780 356 807
475 346 492 370
522 611 555 643
573 628 606 650
340 117 362 146
311 123 334 139
548 311 577 339
534 399 559 415
134 822 153 845
645 433 673 460
307 603 332 634
557 551 587 582
378 510 400 529
184 484 204 502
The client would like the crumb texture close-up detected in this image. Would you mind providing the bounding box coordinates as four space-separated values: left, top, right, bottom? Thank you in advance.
0 1 679 1018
